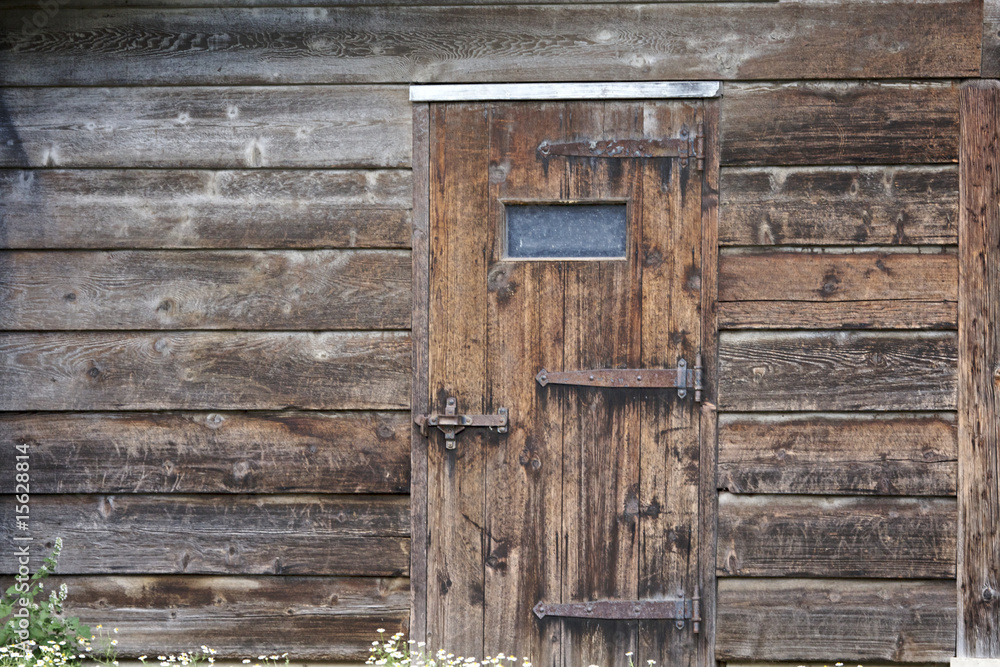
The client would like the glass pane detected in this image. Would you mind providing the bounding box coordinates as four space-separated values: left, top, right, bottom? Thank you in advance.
505 204 627 259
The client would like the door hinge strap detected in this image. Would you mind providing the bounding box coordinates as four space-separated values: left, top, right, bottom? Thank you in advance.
535 356 702 400
414 396 508 449
537 123 705 171
533 598 695 629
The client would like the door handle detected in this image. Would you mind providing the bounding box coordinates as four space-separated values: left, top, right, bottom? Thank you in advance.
415 396 509 449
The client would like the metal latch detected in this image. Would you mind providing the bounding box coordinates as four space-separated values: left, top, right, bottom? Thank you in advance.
415 397 509 449
536 355 702 401
533 587 700 632
537 123 705 171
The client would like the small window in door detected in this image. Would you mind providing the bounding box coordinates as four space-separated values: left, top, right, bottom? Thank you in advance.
502 201 627 260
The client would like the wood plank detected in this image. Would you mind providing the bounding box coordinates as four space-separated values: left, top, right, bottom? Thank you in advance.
717 494 956 579
0 250 411 330
958 80 1000 657
426 103 489 656
984 0 1000 77
719 251 957 303
0 575 409 661
697 98 721 667
409 102 430 644
0 411 410 494
718 332 957 411
0 331 410 410
0 169 412 249
718 300 958 331
716 579 956 663
0 495 409 576
719 166 958 246
484 101 568 667
637 100 702 667
0 86 410 168
722 82 961 166
0 3 979 85
718 413 957 496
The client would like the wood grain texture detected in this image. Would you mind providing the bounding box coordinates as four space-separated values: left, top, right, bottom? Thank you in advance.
719 251 957 303
0 495 409 575
0 575 409 661
0 331 410 411
426 103 489 656
0 169 412 249
958 80 1000 657
716 578 956 662
718 332 958 411
0 86 410 168
697 98 721 667
717 494 956 578
984 0 1000 77
718 300 958 331
0 3 979 85
0 250 411 330
719 166 958 246
484 101 568 667
635 101 702 667
0 411 410 494
722 82 961 166
718 413 957 496
409 102 430 644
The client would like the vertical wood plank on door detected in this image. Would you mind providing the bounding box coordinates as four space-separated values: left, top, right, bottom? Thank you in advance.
637 101 702 667
427 103 490 656
559 102 644 667
484 102 566 667
958 80 1000 658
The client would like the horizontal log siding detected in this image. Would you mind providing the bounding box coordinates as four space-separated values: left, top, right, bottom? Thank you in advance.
1 3 972 663
0 250 412 330
0 169 413 249
0 78 414 660
0 3 978 85
0 495 410 576
717 579 956 663
0 575 410 662
715 74 960 666
0 411 411 494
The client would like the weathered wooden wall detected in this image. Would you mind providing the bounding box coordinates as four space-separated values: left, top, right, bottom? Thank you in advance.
0 0 983 663
715 80 961 664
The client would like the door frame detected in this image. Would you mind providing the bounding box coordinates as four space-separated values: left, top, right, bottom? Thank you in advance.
410 82 722 667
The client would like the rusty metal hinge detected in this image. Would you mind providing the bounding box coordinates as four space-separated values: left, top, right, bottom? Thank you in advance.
533 586 700 632
537 123 705 171
535 355 702 401
414 396 509 449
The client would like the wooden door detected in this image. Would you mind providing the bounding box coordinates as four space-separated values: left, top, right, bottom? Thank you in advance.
421 100 710 667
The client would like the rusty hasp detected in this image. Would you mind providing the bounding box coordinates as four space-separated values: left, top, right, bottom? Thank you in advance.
537 124 705 169
414 396 509 449
536 356 702 400
533 594 699 632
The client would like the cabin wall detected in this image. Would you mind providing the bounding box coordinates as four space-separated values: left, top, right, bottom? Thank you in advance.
0 0 989 664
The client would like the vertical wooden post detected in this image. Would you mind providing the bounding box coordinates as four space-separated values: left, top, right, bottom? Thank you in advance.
698 96 721 667
958 80 1000 658
411 101 431 644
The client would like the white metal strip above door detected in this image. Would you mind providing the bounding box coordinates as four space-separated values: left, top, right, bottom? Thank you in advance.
409 81 721 102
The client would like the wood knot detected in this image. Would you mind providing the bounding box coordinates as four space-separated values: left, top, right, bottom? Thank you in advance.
819 270 841 297
376 421 396 440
